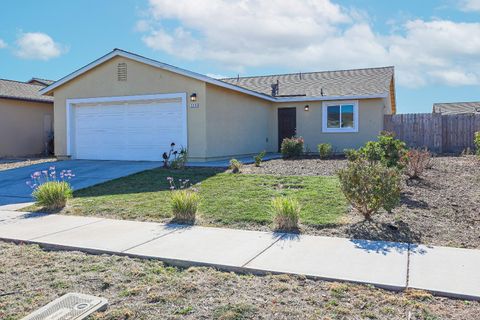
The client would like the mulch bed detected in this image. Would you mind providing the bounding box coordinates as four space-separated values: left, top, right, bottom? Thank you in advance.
0 158 56 171
244 155 480 249
1 242 478 320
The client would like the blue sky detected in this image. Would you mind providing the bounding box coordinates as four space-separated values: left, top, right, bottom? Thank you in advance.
1 0 479 113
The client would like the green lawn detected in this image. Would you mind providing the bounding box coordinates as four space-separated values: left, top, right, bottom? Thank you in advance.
63 168 347 228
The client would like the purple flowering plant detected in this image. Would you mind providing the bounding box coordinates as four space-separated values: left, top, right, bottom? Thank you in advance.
166 177 198 192
26 166 75 190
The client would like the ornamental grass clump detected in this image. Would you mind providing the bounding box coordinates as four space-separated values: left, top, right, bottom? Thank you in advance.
337 160 401 220
271 197 300 231
167 177 199 223
27 167 75 210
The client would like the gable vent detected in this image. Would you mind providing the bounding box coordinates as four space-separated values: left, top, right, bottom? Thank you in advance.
117 62 127 81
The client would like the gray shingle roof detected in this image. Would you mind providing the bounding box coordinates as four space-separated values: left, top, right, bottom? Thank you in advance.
28 78 55 86
0 79 54 103
220 66 394 97
433 102 480 115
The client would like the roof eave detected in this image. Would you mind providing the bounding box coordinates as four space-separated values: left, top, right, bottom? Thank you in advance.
40 49 389 103
39 49 275 102
273 94 389 103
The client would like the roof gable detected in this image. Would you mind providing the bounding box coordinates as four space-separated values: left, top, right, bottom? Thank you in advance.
40 49 392 103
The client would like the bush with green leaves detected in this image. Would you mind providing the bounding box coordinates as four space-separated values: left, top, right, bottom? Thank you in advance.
32 181 73 210
345 132 407 169
271 197 300 231
344 148 360 161
229 159 243 173
337 160 401 220
170 190 199 222
281 137 304 158
317 143 333 159
475 131 480 156
254 150 266 167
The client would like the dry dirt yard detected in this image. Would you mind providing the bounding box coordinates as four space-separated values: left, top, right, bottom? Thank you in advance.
0 158 56 171
243 155 480 249
1 242 478 320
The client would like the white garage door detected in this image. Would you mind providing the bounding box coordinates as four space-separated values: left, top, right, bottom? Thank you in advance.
70 94 187 161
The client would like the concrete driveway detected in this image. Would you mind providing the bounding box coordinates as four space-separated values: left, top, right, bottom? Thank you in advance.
0 160 163 205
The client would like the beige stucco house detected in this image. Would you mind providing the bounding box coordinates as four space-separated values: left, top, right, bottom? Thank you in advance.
40 49 396 162
0 79 54 157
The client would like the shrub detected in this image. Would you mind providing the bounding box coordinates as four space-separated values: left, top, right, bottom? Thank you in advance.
347 132 407 169
271 197 300 231
475 132 480 156
229 159 243 173
337 160 401 219
281 137 304 158
254 151 266 167
404 149 432 179
32 181 73 210
317 143 333 159
344 149 360 161
375 131 407 168
170 190 199 222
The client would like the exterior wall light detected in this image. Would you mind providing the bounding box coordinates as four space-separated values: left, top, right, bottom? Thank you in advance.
190 93 197 102
304 105 310 111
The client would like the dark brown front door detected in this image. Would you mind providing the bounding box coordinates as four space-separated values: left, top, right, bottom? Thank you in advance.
278 108 297 151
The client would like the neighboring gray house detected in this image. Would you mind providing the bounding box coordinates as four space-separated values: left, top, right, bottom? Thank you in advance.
433 102 480 115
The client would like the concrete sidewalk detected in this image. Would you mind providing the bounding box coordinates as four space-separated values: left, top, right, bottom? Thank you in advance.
0 210 478 301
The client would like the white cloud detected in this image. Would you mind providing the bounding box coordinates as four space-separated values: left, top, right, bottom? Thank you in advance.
139 0 480 87
15 32 65 60
0 39 6 48
461 0 480 12
206 73 228 79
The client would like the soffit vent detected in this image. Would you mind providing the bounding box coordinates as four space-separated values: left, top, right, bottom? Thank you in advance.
117 62 127 81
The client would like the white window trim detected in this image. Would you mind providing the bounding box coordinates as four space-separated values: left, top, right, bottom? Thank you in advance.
322 100 359 133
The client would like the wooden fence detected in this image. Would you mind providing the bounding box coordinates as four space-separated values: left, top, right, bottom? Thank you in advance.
384 113 480 154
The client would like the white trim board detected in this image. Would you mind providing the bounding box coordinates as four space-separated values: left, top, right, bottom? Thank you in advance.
66 92 187 158
322 100 359 133
41 49 388 103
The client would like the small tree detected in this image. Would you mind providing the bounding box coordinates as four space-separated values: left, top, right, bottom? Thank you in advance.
337 160 401 219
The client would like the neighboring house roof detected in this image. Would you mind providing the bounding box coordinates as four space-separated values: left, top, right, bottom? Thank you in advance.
0 79 54 103
433 102 480 115
221 67 394 98
40 49 393 103
27 78 55 86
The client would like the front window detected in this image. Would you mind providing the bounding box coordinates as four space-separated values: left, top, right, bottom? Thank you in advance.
323 101 358 132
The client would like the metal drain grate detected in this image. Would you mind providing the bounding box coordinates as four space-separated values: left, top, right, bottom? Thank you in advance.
22 292 107 320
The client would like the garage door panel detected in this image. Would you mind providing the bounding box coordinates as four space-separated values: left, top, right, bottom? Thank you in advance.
73 96 186 161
